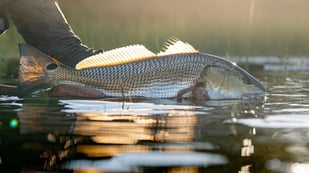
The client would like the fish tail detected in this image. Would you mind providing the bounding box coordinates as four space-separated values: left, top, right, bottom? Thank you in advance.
18 44 60 96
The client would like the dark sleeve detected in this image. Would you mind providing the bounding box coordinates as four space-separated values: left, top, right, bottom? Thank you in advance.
7 0 98 67
0 0 9 35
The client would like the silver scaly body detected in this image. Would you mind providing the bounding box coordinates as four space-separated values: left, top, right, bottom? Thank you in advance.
51 53 215 98
18 41 265 99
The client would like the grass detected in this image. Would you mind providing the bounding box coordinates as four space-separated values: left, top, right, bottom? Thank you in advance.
0 0 308 81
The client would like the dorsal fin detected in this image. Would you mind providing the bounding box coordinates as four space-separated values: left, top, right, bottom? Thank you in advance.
157 37 199 56
76 44 156 70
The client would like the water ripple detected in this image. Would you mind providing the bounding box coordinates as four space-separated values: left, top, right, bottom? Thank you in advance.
59 99 212 115
63 151 228 172
224 114 309 128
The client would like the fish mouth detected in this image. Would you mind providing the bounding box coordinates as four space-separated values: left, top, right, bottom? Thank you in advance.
243 73 265 92
240 74 265 100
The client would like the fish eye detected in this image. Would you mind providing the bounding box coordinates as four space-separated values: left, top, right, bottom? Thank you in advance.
46 63 58 70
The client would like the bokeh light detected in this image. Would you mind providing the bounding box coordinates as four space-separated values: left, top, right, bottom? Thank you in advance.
9 118 18 128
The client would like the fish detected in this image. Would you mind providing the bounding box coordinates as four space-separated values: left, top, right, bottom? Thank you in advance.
18 37 265 100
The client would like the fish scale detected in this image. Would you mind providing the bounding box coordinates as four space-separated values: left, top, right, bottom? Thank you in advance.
18 42 264 99
51 53 209 98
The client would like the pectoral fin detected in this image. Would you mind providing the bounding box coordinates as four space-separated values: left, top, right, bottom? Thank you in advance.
192 85 210 101
177 83 209 102
177 86 196 102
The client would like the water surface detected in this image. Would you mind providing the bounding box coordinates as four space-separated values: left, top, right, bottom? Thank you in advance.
0 58 308 173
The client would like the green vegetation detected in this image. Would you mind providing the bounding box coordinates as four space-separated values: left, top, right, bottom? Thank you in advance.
58 0 309 56
0 0 309 80
0 25 23 81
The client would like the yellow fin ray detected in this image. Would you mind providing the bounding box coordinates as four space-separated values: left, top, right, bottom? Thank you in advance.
75 37 199 70
157 37 199 56
76 44 156 70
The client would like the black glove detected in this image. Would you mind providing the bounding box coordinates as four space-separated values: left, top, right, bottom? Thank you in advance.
7 0 101 68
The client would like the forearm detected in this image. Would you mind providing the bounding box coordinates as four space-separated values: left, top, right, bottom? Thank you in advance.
7 0 97 67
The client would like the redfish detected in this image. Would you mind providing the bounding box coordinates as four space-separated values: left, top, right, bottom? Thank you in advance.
18 38 264 100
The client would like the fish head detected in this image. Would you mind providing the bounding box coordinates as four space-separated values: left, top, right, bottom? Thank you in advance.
199 61 265 100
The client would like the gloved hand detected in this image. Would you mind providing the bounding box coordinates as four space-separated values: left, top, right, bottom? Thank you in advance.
1 0 103 96
5 0 101 68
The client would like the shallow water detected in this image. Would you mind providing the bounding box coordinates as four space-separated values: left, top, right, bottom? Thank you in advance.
0 58 308 173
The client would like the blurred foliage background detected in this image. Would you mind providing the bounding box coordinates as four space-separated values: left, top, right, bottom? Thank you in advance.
0 0 309 80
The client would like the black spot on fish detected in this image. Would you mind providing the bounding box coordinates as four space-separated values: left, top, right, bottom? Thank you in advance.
46 63 58 70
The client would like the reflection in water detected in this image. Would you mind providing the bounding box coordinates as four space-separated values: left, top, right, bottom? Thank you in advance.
225 114 309 128
0 62 308 172
73 110 197 144
0 79 284 173
64 151 228 172
241 138 254 157
15 99 244 172
238 165 251 173
5 96 264 172
58 100 202 144
266 159 309 173
0 76 271 173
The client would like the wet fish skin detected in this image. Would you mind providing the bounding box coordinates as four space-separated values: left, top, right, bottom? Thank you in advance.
18 44 264 99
